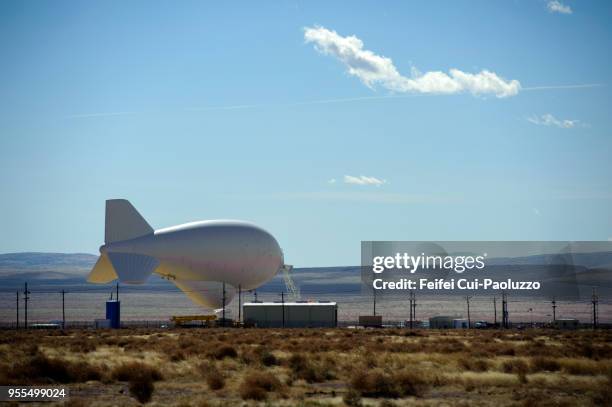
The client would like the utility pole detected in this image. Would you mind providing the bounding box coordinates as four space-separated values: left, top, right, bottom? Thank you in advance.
116 283 119 301
222 282 226 327
409 292 414 329
62 290 65 330
16 291 19 330
281 292 285 328
373 289 376 316
592 289 598 330
465 296 472 329
502 292 508 329
238 285 241 325
505 293 509 329
552 297 556 323
412 293 417 325
501 293 504 328
493 296 497 327
24 282 30 329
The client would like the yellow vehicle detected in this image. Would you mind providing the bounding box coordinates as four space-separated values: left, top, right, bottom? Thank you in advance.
171 315 217 327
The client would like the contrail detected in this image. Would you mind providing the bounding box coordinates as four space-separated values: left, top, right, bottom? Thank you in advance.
522 83 604 91
65 83 605 118
186 104 263 111
65 111 138 119
287 94 425 106
187 93 427 112
185 84 605 111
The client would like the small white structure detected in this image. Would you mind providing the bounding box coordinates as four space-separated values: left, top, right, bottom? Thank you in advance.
453 318 469 329
94 319 111 329
243 301 337 328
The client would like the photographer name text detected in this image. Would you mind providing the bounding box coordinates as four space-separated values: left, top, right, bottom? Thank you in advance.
372 278 541 291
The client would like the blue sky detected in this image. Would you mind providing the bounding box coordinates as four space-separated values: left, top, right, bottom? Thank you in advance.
1 1 611 266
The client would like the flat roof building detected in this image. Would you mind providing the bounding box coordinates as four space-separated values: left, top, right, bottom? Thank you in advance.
359 315 382 328
552 318 579 329
243 301 338 328
429 316 465 329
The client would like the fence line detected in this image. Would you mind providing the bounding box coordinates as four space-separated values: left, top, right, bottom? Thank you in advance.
0 290 609 329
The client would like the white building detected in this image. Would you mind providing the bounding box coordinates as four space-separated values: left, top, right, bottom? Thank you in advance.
243 301 337 328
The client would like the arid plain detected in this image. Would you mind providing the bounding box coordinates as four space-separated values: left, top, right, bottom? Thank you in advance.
0 328 610 406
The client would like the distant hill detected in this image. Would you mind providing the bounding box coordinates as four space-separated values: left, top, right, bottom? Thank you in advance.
0 252 97 277
0 252 361 294
487 251 612 270
0 251 610 297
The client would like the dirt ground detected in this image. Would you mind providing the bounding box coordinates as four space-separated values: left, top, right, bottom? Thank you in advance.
0 328 610 406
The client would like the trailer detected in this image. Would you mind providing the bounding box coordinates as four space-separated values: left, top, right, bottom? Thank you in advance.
243 301 338 328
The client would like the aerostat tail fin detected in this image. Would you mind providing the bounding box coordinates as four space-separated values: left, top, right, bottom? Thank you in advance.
87 252 118 283
105 199 153 244
87 252 158 285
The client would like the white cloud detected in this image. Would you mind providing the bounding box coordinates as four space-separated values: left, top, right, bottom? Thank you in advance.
527 113 579 128
327 178 337 184
304 26 520 98
547 1 572 14
343 175 387 186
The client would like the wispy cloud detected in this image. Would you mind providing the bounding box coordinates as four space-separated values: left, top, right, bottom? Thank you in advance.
304 26 521 98
343 175 387 186
547 1 572 14
527 113 579 128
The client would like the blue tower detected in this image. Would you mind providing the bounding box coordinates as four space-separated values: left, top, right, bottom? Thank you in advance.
105 300 120 329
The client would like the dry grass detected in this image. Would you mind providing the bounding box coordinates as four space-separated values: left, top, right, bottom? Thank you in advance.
350 368 431 398
239 370 282 400
111 361 163 382
197 361 225 390
111 361 162 403
0 328 609 405
0 346 102 385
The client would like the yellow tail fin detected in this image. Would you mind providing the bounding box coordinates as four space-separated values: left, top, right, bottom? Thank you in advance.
87 252 118 283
